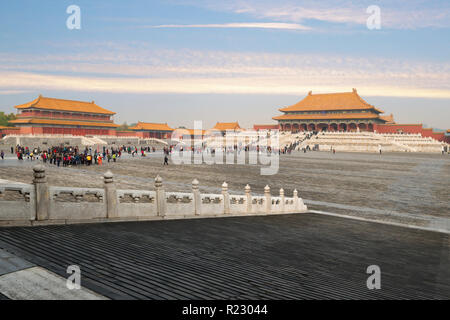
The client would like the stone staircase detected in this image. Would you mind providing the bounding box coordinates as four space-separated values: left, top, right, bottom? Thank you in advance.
82 136 107 146
307 131 446 153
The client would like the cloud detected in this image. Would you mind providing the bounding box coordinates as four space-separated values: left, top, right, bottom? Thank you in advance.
1 70 449 99
0 90 32 95
149 22 311 30
173 0 450 29
0 48 449 98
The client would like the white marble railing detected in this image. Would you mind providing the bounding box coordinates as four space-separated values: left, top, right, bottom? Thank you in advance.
0 166 307 226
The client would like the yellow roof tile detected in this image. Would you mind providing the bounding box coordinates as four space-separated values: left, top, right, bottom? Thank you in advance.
279 89 384 113
272 113 381 121
129 122 174 131
379 113 395 124
184 129 206 135
15 96 116 115
212 122 242 130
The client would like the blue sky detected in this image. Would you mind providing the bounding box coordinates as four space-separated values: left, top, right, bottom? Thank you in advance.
0 0 449 129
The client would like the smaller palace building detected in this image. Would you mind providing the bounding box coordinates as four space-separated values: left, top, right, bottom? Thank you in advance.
10 95 119 135
129 122 174 139
273 89 388 132
212 122 242 134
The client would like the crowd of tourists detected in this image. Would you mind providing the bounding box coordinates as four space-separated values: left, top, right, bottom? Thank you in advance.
1 144 158 166
168 143 280 156
9 145 123 166
285 131 318 154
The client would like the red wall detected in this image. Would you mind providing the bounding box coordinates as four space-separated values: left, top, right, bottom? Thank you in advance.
254 124 279 130
40 127 111 136
374 124 423 134
0 128 20 137
18 110 111 121
115 131 136 137
4 124 448 143
374 124 447 142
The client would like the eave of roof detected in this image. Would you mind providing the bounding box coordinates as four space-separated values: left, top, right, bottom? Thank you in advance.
212 122 241 130
272 113 381 121
279 89 384 113
379 114 395 124
185 129 206 135
129 122 174 131
14 96 116 115
9 119 119 128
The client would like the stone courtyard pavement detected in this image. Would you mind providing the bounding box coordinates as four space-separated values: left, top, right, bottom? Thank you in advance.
1 151 449 230
0 213 448 300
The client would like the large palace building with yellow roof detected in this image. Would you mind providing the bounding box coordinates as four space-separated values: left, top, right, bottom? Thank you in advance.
9 95 119 136
273 89 390 132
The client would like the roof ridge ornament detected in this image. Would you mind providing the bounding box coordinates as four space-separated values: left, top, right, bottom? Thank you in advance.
352 88 357 93
308 91 312 96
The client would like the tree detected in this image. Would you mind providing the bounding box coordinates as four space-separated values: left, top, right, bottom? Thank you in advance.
0 112 16 127
117 122 136 131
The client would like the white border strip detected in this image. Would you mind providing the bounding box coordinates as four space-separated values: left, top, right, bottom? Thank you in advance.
309 210 450 234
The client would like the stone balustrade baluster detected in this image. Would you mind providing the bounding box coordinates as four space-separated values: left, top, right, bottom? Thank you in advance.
280 188 285 212
293 189 299 211
264 185 271 214
155 175 166 217
33 164 49 221
104 170 118 218
192 178 201 215
222 182 230 214
245 184 252 213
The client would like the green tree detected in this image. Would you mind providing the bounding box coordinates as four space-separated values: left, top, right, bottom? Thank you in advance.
117 122 136 131
0 112 16 127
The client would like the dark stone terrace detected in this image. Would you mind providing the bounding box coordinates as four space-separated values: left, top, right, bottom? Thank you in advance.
0 212 448 299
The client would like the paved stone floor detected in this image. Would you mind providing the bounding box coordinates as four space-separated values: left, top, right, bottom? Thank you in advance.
0 213 448 300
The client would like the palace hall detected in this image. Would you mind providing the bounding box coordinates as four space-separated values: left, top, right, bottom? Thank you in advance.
273 89 391 132
129 122 174 139
9 95 119 135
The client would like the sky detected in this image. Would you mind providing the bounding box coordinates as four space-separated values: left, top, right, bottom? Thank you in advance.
0 0 449 129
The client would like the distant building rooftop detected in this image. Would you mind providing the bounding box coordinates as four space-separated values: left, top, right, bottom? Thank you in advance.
279 88 384 113
212 122 242 131
129 122 174 131
15 95 116 115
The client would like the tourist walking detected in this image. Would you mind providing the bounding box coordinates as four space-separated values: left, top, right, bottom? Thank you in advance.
0 150 4 160
164 154 169 165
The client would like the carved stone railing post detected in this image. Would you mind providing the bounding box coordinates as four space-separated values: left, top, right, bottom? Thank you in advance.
155 175 166 217
222 182 230 214
192 179 201 215
104 170 118 218
245 184 252 213
279 188 285 212
293 189 299 211
298 191 307 212
264 185 271 214
33 165 49 220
